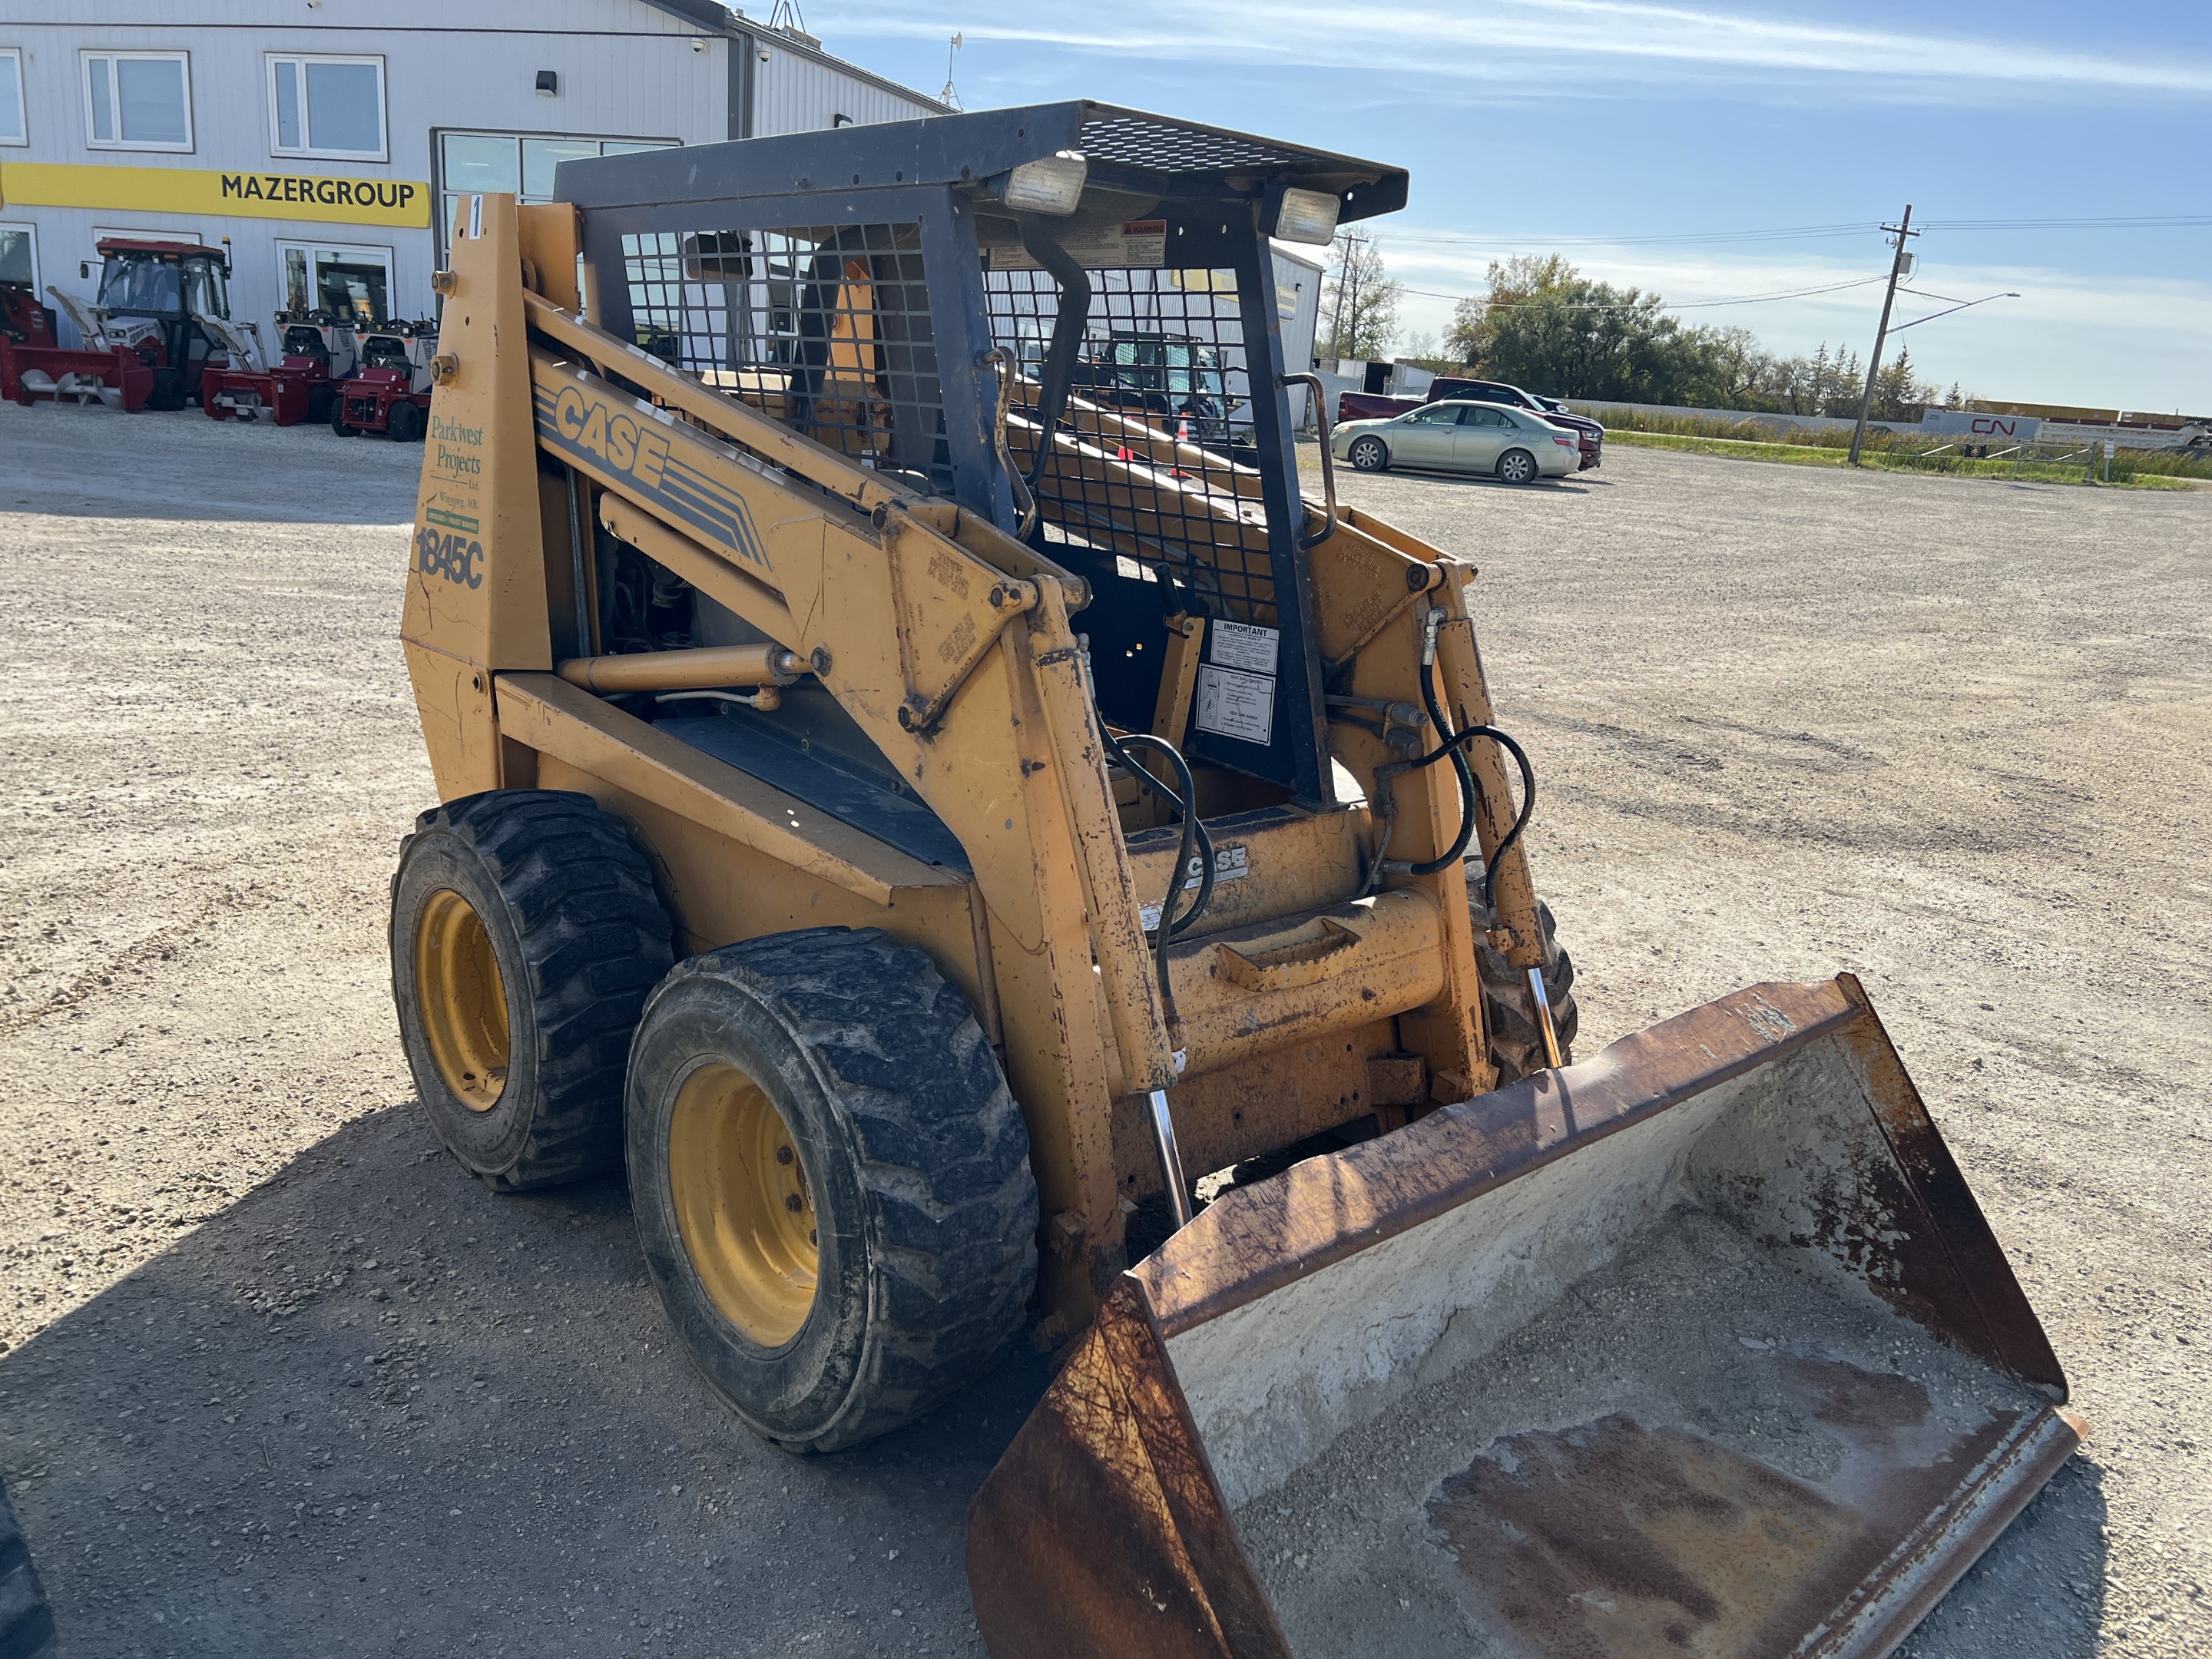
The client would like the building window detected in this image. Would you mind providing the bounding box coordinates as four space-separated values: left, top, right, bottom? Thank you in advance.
267 55 386 161
435 131 677 254
82 51 193 151
278 240 395 325
0 50 25 147
0 223 36 288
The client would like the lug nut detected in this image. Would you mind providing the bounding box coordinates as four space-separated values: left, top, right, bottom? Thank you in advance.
784 1194 803 1213
776 1146 793 1165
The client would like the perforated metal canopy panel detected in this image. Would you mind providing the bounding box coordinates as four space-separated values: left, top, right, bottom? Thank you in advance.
1075 111 1321 176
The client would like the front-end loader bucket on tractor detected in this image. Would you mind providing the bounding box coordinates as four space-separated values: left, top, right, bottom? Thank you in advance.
969 975 2079 1658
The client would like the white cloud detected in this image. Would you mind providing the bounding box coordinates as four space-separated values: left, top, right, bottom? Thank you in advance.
823 0 2212 97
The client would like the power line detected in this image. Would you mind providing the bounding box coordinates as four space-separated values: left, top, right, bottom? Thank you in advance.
1921 214 2212 230
1391 272 1891 311
1386 213 2212 250
1390 223 1879 250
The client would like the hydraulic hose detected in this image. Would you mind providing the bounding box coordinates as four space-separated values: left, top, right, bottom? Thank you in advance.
1393 656 1539 909
1402 654 1479 878
1106 730 1217 1024
1084 661 1216 1022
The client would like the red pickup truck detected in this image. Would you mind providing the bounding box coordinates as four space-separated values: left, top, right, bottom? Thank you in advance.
1338 376 1603 469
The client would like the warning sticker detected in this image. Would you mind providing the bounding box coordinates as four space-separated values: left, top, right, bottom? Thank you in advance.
982 219 1167 271
1208 620 1280 675
1194 663 1274 746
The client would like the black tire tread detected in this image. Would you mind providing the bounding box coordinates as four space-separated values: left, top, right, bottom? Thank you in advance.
0 1476 57 1659
1470 889 1581 1086
667 927 1035 1451
399 790 671 1190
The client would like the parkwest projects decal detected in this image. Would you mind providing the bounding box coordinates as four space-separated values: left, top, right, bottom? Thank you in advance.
0 162 430 229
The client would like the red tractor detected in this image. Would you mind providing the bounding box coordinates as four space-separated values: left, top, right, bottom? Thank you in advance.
329 319 436 440
52 239 242 410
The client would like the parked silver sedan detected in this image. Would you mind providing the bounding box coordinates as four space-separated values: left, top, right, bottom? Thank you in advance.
1332 399 1582 483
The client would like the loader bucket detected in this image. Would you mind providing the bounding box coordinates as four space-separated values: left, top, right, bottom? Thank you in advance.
968 976 2080 1659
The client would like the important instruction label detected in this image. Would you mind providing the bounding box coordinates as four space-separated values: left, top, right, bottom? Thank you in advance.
1208 621 1280 675
1195 663 1274 745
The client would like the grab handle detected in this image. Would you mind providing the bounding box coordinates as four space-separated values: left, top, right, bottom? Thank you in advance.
1280 371 1338 550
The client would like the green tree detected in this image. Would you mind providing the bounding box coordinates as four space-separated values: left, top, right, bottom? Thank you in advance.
1869 344 1933 420
1320 237 1401 360
1447 254 1738 405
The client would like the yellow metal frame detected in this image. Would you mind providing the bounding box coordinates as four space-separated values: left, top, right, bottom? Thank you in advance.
402 195 1550 1323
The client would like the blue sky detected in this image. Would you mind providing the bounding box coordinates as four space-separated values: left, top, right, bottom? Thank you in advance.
812 1 2211 412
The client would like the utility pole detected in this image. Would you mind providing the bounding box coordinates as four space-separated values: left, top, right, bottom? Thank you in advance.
1849 204 1919 465
1327 231 1365 362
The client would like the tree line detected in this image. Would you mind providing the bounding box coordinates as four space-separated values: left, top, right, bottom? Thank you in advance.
1320 247 1946 419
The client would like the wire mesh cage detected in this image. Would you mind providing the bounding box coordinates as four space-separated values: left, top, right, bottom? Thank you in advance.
616 223 952 494
981 255 1281 631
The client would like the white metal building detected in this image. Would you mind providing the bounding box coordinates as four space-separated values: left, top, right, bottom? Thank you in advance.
0 1 942 340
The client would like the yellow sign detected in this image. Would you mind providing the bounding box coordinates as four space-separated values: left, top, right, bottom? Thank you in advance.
0 161 432 229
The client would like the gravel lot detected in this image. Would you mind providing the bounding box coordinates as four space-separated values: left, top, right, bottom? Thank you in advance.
2 404 2205 1657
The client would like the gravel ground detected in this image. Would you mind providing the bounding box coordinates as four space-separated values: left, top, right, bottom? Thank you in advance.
1 404 2205 1657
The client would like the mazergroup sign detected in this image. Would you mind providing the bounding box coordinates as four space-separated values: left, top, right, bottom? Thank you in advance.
0 162 432 230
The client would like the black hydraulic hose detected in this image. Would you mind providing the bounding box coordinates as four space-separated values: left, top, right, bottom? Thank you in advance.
1404 657 1479 879
1089 692 1217 1022
1463 725 1538 912
1402 661 1539 908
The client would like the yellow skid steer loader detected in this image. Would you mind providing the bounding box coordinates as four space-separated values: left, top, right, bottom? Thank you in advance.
391 104 2078 1657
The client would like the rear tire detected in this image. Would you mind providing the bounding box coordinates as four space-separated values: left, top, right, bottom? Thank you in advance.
1470 890 1580 1085
1348 435 1389 472
329 393 356 437
626 927 1037 1452
386 399 423 443
390 790 673 1190
1497 448 1539 485
145 368 187 412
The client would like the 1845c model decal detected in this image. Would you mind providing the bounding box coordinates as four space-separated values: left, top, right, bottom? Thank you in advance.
534 377 771 573
415 526 484 588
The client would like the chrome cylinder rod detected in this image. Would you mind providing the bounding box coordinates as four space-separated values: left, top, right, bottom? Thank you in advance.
1526 965 1565 1071
1146 1089 1194 1230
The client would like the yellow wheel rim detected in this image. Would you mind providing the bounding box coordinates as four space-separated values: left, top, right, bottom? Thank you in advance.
667 1064 820 1347
414 889 511 1113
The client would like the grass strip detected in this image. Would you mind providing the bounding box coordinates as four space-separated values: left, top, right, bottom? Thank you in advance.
1604 429 2197 489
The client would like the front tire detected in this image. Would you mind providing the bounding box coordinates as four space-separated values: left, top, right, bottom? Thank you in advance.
387 399 424 443
626 927 1037 1452
145 368 187 412
1497 447 1539 485
390 790 673 1190
1348 434 1389 472
1470 891 1581 1085
329 393 357 437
